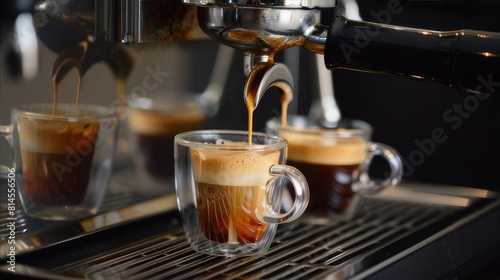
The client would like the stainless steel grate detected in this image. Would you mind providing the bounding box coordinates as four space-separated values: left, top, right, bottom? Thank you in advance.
53 198 458 279
0 169 165 256
0 188 152 238
3 180 498 279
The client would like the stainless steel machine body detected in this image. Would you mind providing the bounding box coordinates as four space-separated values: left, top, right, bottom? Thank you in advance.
1 1 500 279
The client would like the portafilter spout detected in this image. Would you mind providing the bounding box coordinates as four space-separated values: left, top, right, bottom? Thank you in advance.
244 59 294 118
188 1 335 111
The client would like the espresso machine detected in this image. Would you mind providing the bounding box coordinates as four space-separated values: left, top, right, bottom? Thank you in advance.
1 0 500 279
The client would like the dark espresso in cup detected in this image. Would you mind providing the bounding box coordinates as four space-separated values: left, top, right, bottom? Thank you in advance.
190 146 280 244
283 132 367 216
18 115 100 205
128 108 206 180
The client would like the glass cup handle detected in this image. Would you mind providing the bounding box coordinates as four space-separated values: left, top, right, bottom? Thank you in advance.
354 142 403 195
0 124 13 179
262 164 310 224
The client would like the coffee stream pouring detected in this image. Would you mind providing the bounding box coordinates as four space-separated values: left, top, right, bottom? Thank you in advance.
244 60 294 125
0 0 205 80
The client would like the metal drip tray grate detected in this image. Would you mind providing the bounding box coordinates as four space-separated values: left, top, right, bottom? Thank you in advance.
0 190 152 238
2 183 499 279
52 195 476 279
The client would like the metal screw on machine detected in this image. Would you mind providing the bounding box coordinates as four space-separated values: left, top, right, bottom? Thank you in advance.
122 33 134 45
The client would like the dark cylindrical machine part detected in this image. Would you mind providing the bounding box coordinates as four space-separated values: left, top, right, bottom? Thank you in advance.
325 15 500 94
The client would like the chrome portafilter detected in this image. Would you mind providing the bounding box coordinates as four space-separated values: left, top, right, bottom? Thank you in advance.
180 1 337 111
190 0 339 60
181 0 500 99
195 6 330 57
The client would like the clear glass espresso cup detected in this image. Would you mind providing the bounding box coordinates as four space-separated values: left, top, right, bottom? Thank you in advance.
174 130 310 257
0 103 119 220
267 115 403 224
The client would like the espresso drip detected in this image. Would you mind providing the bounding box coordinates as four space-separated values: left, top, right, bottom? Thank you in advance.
51 41 133 115
244 55 293 145
51 42 86 114
245 61 270 145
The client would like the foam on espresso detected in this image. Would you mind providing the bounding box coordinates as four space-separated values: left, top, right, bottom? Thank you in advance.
18 115 100 154
128 109 206 135
281 130 367 166
191 140 281 244
17 115 100 205
190 141 281 187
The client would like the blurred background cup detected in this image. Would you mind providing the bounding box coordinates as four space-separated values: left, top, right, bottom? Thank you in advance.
123 43 233 195
267 115 403 224
0 103 119 220
174 130 310 257
127 93 208 194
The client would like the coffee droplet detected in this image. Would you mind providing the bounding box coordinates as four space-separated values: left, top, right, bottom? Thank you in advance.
83 123 98 138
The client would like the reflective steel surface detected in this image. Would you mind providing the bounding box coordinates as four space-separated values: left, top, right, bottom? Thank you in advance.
1 177 499 279
179 0 337 8
0 170 177 257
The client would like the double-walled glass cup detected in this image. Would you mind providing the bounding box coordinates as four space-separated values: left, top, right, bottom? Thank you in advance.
267 115 403 223
175 130 309 257
1 103 119 220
